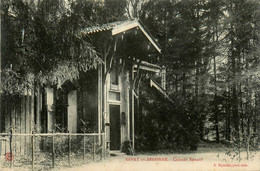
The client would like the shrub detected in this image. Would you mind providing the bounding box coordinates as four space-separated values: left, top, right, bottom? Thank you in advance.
135 83 205 152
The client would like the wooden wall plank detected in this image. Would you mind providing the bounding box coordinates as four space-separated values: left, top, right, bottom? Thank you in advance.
18 95 22 156
31 88 35 132
43 88 47 133
21 95 25 155
2 95 6 132
36 85 41 133
5 96 10 133
0 94 3 132
25 92 30 155
28 93 31 133
13 96 17 155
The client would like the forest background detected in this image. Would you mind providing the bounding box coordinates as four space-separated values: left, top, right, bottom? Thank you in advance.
1 0 260 157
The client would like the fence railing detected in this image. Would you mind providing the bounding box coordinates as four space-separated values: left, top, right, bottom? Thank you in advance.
0 132 106 170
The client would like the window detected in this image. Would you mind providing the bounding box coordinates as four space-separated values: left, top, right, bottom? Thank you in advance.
109 92 120 101
110 67 119 85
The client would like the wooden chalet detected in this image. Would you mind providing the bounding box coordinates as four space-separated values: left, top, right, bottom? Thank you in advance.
0 19 169 152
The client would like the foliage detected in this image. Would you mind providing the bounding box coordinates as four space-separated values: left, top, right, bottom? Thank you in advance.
122 140 134 155
135 79 207 151
137 0 260 154
43 134 102 158
79 119 93 133
224 131 259 161
1 0 105 94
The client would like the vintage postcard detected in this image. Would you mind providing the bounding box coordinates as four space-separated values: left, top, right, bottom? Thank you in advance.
0 0 259 170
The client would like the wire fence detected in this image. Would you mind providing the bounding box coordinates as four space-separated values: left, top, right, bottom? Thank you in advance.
0 132 106 170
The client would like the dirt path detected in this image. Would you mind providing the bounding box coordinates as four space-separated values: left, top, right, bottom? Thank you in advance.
61 151 260 171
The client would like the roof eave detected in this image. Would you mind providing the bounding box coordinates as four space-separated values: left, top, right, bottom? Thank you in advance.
111 20 161 54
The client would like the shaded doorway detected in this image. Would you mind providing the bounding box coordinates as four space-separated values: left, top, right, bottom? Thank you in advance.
109 105 121 150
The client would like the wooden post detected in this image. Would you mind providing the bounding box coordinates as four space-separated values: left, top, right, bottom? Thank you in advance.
93 135 95 161
101 133 103 160
52 131 55 168
11 97 15 155
103 61 108 154
100 133 103 160
68 131 71 167
53 87 56 132
5 96 10 136
14 97 19 156
161 66 166 90
31 87 35 133
0 6 3 133
131 65 135 151
83 132 85 162
26 91 30 155
31 131 34 171
21 95 25 155
1 96 6 135
103 133 106 160
36 85 41 133
98 65 102 134
10 130 13 169
18 96 22 156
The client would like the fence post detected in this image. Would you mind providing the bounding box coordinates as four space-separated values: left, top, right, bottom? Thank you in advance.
10 130 13 169
98 134 104 160
68 131 71 167
83 132 85 162
103 133 106 160
52 131 55 168
93 135 95 161
31 131 34 171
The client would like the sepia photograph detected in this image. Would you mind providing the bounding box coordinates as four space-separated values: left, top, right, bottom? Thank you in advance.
0 0 259 170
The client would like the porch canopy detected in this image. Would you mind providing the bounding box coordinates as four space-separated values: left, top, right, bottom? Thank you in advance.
80 19 161 60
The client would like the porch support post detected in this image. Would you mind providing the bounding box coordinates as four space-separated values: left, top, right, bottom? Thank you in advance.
161 66 166 90
103 58 108 152
131 65 135 150
31 86 35 133
0 8 3 132
46 88 54 132
98 64 102 134
36 84 42 133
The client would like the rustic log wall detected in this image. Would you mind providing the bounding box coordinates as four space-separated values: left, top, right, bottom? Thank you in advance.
77 70 98 133
0 86 44 156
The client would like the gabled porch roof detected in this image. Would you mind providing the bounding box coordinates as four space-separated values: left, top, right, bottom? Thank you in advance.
80 19 161 53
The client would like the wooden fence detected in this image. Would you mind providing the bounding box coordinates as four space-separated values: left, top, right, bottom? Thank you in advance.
0 132 106 170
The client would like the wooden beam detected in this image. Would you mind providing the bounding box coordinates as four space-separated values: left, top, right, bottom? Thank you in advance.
31 88 35 133
21 95 25 155
137 22 161 53
133 64 161 73
131 65 135 150
0 9 3 130
98 64 102 133
111 20 161 53
150 79 174 103
26 91 30 155
36 85 41 133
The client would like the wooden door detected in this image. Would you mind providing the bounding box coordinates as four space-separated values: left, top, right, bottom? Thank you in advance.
109 105 121 150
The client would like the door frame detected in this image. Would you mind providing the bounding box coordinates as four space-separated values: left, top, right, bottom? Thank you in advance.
107 102 122 150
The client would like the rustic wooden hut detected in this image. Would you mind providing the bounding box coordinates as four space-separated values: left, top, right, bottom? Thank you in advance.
0 19 166 153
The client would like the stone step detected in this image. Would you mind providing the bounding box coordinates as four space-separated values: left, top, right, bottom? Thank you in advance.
110 150 126 156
